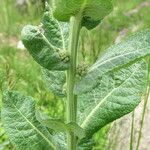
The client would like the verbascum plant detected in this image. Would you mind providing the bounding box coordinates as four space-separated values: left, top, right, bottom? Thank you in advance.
1 1 150 150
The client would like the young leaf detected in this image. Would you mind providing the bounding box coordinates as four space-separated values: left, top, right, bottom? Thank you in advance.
77 61 147 137
75 30 150 94
42 69 66 97
1 91 58 150
52 0 113 29
36 111 85 139
21 6 69 71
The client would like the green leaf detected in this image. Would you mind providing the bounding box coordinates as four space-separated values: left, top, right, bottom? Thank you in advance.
67 122 86 139
42 69 66 97
52 133 66 150
50 132 93 150
1 91 58 150
77 61 147 137
60 22 69 47
21 6 69 71
78 138 95 150
36 111 67 132
52 0 113 29
81 17 101 30
75 30 150 94
36 111 85 139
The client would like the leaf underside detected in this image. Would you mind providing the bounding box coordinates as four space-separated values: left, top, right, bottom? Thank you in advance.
1 91 58 150
42 69 66 97
75 29 150 94
12 1 150 149
21 7 69 71
78 61 147 137
52 0 113 29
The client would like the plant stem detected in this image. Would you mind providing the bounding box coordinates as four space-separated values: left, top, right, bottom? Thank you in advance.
130 111 135 150
136 58 150 150
66 14 81 150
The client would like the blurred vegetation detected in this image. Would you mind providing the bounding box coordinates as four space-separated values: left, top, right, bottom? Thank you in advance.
0 0 150 149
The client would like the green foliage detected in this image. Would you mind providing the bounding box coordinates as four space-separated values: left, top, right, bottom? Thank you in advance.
36 111 85 139
1 1 150 150
42 69 66 97
1 91 58 150
75 30 150 94
78 138 95 150
93 125 110 149
78 61 147 137
21 7 69 71
52 0 113 29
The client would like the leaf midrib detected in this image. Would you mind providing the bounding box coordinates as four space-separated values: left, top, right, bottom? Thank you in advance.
12 104 57 150
90 47 149 72
57 21 66 50
81 63 141 128
51 12 65 51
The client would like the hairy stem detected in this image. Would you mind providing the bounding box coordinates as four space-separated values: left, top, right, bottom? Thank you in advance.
136 58 150 150
66 14 81 150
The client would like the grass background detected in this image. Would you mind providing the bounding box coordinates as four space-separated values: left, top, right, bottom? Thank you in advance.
0 0 150 149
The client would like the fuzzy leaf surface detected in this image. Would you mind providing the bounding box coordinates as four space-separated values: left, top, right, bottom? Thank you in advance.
78 138 95 150
36 111 85 139
78 61 147 137
21 8 69 71
52 0 113 29
42 69 66 97
52 133 66 150
1 91 58 150
75 30 150 94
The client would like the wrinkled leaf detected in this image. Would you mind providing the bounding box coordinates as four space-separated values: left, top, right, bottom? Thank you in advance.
78 138 95 150
42 69 66 97
51 133 93 150
1 91 59 150
21 6 69 71
60 22 69 47
52 0 113 29
36 111 85 139
75 30 150 94
52 133 66 150
78 61 147 137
